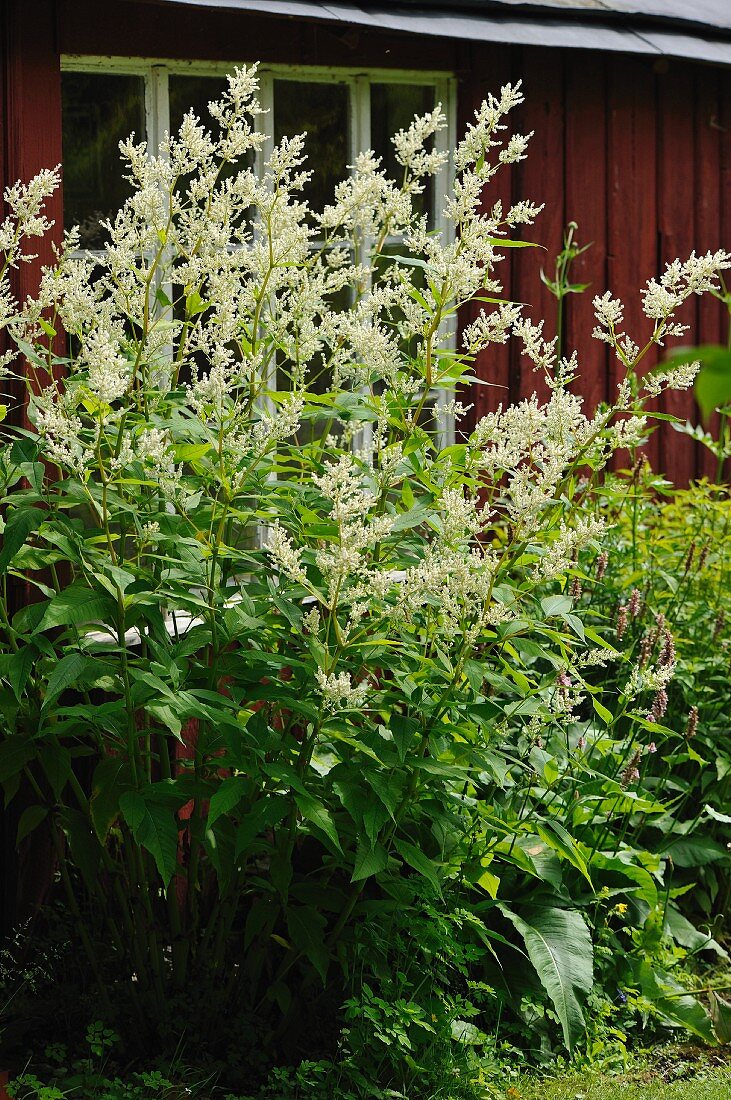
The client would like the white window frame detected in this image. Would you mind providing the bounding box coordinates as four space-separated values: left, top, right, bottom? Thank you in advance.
60 55 458 445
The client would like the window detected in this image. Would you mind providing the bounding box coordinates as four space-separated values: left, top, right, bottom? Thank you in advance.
60 58 457 444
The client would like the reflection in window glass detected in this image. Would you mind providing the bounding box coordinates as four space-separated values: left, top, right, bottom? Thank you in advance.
370 84 436 224
273 80 349 217
170 75 255 224
61 73 145 249
169 74 229 135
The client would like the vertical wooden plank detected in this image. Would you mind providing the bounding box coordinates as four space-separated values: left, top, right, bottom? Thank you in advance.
717 75 731 484
458 42 515 433
1 0 62 931
656 64 697 487
694 69 725 482
510 47 565 406
607 57 660 472
563 50 609 417
4 0 64 429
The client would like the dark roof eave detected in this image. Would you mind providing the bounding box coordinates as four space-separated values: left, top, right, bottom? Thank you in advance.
140 0 731 67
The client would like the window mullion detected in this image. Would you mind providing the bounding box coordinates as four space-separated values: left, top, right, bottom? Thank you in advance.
351 75 374 462
434 76 458 449
145 66 175 386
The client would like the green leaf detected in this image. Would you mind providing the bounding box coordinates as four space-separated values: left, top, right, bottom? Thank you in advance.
705 804 731 825
656 345 731 419
665 905 727 958
42 653 101 711
394 838 442 897
592 696 614 726
60 808 104 889
0 647 36 700
0 737 35 788
37 744 72 801
90 757 135 840
389 714 419 763
185 290 210 316
635 960 715 1042
295 791 342 854
286 906 329 984
119 791 179 886
208 775 248 828
16 804 48 845
536 820 593 888
590 851 658 909
541 594 574 618
38 585 116 632
709 991 731 1044
500 906 593 1051
0 507 44 574
351 840 388 882
662 836 727 867
487 236 539 249
235 797 286 857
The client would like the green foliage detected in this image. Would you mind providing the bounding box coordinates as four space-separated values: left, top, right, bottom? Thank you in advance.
0 70 730 1099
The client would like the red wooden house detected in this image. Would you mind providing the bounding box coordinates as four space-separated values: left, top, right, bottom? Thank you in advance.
3 0 731 483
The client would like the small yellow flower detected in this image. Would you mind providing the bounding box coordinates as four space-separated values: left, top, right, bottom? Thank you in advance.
614 902 628 916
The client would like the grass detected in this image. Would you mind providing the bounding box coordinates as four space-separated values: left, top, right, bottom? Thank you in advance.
512 1044 731 1100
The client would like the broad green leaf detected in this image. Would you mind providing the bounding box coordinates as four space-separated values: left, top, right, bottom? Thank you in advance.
119 791 179 886
208 775 248 827
541 594 574 618
351 840 388 882
0 737 35 788
38 586 116 632
286 906 329 984
394 838 442 897
590 851 658 909
0 507 44 574
389 713 419 763
665 905 727 958
236 798 287 857
709 991 731 1044
42 653 101 711
0 647 36 701
59 808 104 889
536 821 593 888
16 804 48 845
635 960 715 1043
592 696 614 726
500 906 593 1051
37 744 72 801
477 868 500 898
90 757 135 840
295 791 342 854
662 836 727 867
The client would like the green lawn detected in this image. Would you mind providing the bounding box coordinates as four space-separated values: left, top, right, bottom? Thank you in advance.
516 1063 731 1100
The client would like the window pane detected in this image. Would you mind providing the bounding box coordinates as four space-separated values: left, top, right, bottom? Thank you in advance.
169 74 228 136
370 83 437 224
273 80 349 216
61 72 145 249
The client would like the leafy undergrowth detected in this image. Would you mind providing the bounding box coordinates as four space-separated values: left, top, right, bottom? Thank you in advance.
513 1044 731 1100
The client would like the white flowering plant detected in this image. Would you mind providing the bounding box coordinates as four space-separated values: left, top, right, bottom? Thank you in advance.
0 66 728 1085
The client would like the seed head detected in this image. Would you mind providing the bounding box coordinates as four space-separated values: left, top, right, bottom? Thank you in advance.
616 602 628 642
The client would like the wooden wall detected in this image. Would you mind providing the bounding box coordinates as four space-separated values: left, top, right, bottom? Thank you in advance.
2 0 729 485
464 42 731 483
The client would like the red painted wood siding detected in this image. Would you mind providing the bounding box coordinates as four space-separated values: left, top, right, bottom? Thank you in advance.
466 43 730 484
2 0 64 431
1 1 728 484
